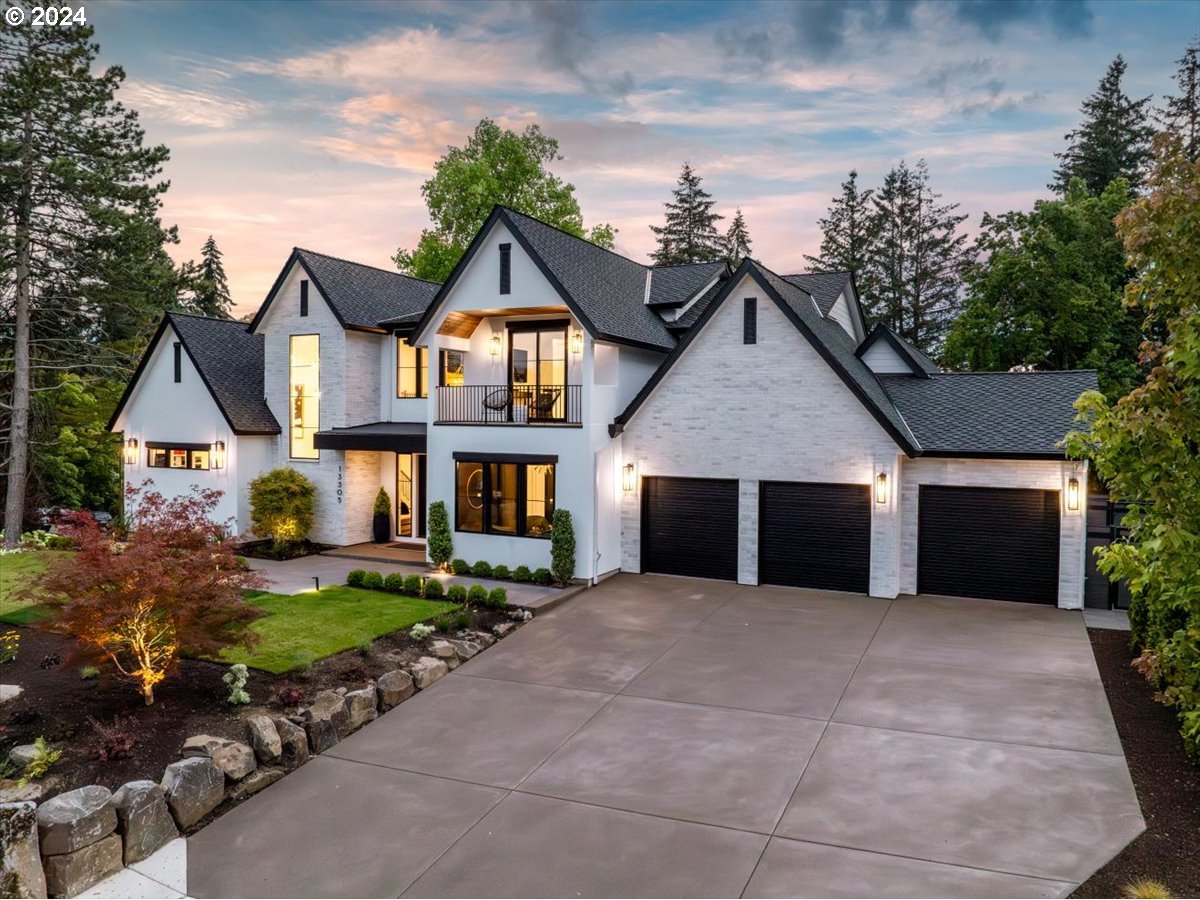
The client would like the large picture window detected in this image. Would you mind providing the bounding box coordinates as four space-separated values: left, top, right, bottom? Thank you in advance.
397 341 427 398
455 459 555 538
147 444 210 470
290 334 319 459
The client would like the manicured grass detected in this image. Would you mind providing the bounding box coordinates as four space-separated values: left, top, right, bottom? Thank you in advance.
0 551 65 625
218 586 457 674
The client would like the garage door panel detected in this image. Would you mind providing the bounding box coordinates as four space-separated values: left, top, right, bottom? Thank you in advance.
759 482 871 593
918 486 1060 604
642 477 739 581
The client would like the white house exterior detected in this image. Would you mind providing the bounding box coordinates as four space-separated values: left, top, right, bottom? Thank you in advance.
110 205 1094 609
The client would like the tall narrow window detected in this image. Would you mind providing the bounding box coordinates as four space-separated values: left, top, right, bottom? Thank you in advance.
300 279 309 317
173 342 182 382
439 349 465 387
397 340 427 398
289 334 320 459
744 298 757 345
396 453 413 538
499 243 511 295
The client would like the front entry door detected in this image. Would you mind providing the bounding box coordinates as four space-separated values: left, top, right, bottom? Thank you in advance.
396 452 428 539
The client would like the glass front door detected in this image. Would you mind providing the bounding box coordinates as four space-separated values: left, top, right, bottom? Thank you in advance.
396 453 413 538
509 321 567 421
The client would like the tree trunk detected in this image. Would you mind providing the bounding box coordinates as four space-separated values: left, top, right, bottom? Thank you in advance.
3 109 34 548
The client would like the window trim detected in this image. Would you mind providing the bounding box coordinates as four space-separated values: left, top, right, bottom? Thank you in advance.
289 333 320 460
454 458 556 539
396 340 427 398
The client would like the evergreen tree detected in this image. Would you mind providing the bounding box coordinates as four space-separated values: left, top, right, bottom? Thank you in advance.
1159 39 1200 162
0 20 174 544
804 170 878 295
865 160 968 354
1052 54 1155 195
649 163 724 265
189 235 233 318
722 208 752 266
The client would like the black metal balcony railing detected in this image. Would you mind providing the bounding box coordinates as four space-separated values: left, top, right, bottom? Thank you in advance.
436 384 582 425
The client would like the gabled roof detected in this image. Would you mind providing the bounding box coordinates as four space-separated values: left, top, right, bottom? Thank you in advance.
410 206 676 352
880 371 1097 457
856 322 940 377
668 276 728 332
108 312 280 435
647 262 728 307
248 248 440 334
781 271 853 316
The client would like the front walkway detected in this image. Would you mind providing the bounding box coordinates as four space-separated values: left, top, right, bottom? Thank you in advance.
186 575 1143 898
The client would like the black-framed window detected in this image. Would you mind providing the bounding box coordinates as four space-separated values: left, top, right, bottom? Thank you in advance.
397 341 427 398
147 445 210 470
439 349 465 387
455 460 555 538
744 298 757 344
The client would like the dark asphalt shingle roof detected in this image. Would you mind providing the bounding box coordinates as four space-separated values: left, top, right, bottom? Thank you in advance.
880 371 1097 455
168 313 280 434
781 271 852 316
648 262 727 306
294 249 441 330
858 322 940 375
670 277 727 331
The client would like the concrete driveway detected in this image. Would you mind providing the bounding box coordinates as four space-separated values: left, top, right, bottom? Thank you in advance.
188 574 1143 898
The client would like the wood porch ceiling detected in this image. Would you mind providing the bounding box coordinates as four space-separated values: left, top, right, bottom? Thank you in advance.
437 306 570 338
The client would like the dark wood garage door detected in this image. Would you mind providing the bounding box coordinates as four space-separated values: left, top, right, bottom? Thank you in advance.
759 481 871 593
918 485 1060 604
642 476 739 581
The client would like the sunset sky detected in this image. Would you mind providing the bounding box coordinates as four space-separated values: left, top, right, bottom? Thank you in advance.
89 0 1198 316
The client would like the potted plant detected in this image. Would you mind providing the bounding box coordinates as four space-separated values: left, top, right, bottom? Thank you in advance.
372 487 391 543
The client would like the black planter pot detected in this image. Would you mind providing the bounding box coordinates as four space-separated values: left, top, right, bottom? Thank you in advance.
372 513 390 544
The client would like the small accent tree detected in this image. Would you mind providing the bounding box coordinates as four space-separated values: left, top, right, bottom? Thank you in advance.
550 509 576 587
427 500 453 571
32 483 264 705
249 467 315 551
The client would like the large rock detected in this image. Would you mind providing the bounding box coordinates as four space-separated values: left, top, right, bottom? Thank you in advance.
493 622 517 638
36 785 115 856
181 735 257 780
0 802 46 899
227 767 284 802
428 640 461 670
244 716 282 765
303 691 350 751
375 670 414 711
467 630 496 649
7 745 40 774
343 684 377 731
272 717 309 770
0 685 23 705
111 780 177 866
446 638 482 661
408 657 448 690
42 833 122 898
160 758 224 829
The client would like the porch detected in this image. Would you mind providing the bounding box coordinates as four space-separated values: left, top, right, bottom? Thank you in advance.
323 541 428 565
435 384 582 426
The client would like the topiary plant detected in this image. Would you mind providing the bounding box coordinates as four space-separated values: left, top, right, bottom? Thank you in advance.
383 573 406 593
550 509 575 586
249 467 316 550
467 584 488 605
423 579 444 599
451 558 470 576
486 587 508 609
446 584 468 603
427 501 453 570
532 567 552 586
493 564 510 580
512 565 532 583
472 560 493 578
346 569 367 587
362 571 384 590
403 574 423 596
372 487 391 517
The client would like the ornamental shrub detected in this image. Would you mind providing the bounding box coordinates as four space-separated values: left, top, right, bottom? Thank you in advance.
486 587 508 609
423 579 445 599
372 487 391 517
427 501 453 570
493 564 510 580
346 569 367 588
451 558 470 576
403 574 423 596
468 584 488 605
362 571 384 590
383 573 405 594
446 584 468 603
249 468 315 548
512 565 532 583
550 509 575 586
532 567 552 586
472 560 493 578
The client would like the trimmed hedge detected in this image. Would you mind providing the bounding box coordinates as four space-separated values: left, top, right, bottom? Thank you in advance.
451 558 470 576
493 564 510 580
383 573 406 594
486 587 508 609
403 574 423 596
346 569 367 588
467 584 488 604
423 579 445 599
362 571 384 590
446 584 468 603
512 565 532 583
532 567 552 586
472 560 493 578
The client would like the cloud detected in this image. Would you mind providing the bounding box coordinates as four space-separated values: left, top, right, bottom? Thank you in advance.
525 1 635 99
951 0 1094 41
121 80 262 129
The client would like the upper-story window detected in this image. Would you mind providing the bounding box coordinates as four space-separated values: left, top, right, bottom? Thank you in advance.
290 334 319 459
439 349 465 387
397 340 427 398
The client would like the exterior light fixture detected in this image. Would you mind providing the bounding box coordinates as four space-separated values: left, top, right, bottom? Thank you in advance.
489 334 502 357
875 472 889 505
1067 477 1080 511
622 462 636 493
123 437 138 466
312 576 320 592
212 440 226 469
570 331 584 356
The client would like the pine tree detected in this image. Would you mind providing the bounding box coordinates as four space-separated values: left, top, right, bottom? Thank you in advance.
804 170 878 295
722 208 752 266
865 160 968 354
1159 40 1200 162
1052 55 1155 195
649 163 724 265
189 235 233 318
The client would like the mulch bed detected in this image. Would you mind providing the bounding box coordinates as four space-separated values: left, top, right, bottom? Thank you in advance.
0 605 516 817
237 539 334 560
1072 628 1200 898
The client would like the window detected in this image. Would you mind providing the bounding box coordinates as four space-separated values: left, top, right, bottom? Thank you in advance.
439 349 465 387
173 342 182 382
147 445 210 470
744 298 757 344
499 243 511 295
397 341 427 398
300 280 309 317
454 459 556 538
290 334 319 459
509 320 567 420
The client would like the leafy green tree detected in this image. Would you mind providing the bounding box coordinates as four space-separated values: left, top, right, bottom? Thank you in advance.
722 208 752 266
1065 134 1200 758
804 169 878 293
1159 39 1200 162
187 235 233 318
1052 54 1155 195
943 178 1141 395
249 468 315 550
649 162 724 265
30 376 122 513
393 118 614 283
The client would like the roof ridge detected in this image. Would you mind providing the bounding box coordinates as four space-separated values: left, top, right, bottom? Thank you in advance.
787 269 852 277
294 247 443 285
166 310 250 325
931 369 1099 376
499 206 649 272
650 261 725 270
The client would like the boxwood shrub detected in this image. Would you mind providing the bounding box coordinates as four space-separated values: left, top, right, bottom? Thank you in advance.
492 564 511 580
467 584 489 604
486 587 508 609
446 584 468 603
423 579 445 599
511 565 532 583
383 573 405 593
532 567 552 586
472 560 493 578
346 569 367 588
362 571 384 590
451 558 470 576
403 574 423 596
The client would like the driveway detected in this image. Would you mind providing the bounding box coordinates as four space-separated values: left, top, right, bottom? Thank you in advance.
188 574 1143 898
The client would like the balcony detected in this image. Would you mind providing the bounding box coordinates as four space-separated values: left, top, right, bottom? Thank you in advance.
435 384 582 426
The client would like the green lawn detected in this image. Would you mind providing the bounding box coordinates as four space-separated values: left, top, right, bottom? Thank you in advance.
218 586 458 674
0 551 65 625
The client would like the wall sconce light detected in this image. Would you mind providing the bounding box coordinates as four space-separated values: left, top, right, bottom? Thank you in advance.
570 331 584 356
1067 476 1080 511
622 462 636 493
212 440 226 469
489 334 502 357
123 437 138 466
875 472 889 505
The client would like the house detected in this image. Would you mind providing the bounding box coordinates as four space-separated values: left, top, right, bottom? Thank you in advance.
109 206 1094 608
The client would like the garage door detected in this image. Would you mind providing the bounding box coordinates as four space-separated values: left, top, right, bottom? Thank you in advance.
918 485 1060 604
642 476 738 580
759 481 871 592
